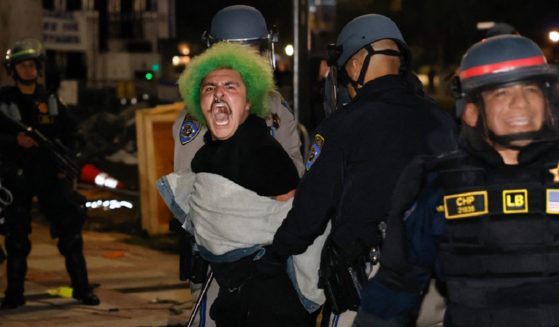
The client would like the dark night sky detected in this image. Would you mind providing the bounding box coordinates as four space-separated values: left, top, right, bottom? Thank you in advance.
175 0 559 69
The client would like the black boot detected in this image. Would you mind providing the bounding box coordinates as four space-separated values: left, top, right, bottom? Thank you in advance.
2 255 27 309
1 292 25 309
73 289 100 305
65 250 100 305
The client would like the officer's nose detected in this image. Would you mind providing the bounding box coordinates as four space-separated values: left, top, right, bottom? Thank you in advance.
510 87 530 110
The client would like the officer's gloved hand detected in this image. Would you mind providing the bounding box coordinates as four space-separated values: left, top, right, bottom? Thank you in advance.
255 247 287 278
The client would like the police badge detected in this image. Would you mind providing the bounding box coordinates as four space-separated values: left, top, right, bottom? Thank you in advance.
179 113 201 145
306 134 325 171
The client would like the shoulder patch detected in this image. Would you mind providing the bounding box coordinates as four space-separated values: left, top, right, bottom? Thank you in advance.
546 189 559 214
305 134 325 171
443 191 488 219
502 189 528 214
179 113 201 145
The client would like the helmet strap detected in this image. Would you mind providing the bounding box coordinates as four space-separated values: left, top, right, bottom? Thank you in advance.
476 99 547 150
345 44 402 91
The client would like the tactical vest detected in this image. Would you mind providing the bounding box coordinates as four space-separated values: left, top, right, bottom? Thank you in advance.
0 92 58 122
435 149 559 327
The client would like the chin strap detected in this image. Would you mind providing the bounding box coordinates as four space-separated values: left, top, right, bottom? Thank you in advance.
344 44 402 91
488 130 545 150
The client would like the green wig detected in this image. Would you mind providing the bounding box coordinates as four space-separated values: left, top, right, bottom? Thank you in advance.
178 42 275 124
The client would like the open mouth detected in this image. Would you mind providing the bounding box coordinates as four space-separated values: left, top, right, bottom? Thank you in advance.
211 102 231 126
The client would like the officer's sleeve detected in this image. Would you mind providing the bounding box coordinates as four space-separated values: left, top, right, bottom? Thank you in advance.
357 166 443 324
268 92 305 177
0 91 18 150
0 116 17 150
172 110 206 173
271 119 345 257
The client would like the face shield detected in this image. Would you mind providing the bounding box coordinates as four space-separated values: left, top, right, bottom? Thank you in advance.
469 75 559 149
5 38 44 74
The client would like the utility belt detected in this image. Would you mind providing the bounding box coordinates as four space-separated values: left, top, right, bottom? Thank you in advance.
318 236 379 314
209 253 257 292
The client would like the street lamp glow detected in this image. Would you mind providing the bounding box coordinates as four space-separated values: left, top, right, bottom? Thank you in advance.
549 30 559 43
284 44 294 56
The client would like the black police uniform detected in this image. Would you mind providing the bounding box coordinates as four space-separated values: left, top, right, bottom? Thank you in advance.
0 85 96 307
270 74 456 260
191 114 313 327
357 135 559 327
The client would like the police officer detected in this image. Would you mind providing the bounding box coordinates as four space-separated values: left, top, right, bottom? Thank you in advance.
0 39 99 308
171 5 304 326
260 14 456 325
173 5 304 176
354 35 559 327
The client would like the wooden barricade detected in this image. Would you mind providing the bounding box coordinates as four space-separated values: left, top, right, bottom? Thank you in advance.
136 102 182 235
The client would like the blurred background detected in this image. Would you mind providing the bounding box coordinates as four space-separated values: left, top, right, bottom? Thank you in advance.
1 0 559 238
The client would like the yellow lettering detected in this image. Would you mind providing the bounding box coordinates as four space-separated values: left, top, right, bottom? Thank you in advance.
456 196 475 207
506 194 525 207
458 206 475 214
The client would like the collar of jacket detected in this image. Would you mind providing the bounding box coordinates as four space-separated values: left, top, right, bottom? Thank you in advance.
459 130 558 166
351 74 407 103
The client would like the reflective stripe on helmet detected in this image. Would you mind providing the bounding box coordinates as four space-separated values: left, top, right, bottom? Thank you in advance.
460 56 547 80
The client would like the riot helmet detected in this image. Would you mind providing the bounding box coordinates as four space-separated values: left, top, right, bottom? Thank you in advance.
333 14 408 69
4 38 44 83
201 5 277 68
455 35 559 149
324 14 410 113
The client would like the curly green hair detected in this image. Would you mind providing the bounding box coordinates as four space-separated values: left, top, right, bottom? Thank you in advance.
178 42 275 124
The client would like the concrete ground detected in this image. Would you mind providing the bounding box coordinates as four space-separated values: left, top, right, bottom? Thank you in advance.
0 222 193 327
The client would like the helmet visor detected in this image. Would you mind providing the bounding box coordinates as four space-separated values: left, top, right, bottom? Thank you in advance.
475 76 559 147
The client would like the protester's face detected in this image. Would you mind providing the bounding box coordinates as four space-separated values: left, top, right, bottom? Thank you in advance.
480 82 546 146
14 60 38 82
200 69 250 140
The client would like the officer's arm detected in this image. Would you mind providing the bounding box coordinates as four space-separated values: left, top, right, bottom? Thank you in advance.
357 173 442 325
271 124 344 257
0 93 19 150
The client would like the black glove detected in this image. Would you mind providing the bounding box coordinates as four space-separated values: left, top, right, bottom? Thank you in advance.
255 247 287 278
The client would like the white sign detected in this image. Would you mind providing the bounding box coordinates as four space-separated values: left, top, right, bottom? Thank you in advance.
43 10 87 51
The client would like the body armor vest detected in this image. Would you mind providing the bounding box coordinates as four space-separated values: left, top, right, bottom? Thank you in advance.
435 147 559 327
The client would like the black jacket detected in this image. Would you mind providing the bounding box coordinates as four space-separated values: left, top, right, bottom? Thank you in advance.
191 114 299 197
271 74 457 259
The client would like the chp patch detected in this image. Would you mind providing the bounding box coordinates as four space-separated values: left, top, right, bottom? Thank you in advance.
546 189 559 214
305 134 325 171
502 189 528 214
179 113 201 145
443 191 488 219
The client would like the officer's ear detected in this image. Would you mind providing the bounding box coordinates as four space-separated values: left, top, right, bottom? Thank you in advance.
462 102 479 128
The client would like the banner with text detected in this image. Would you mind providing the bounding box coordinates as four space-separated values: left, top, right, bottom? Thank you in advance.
43 10 87 51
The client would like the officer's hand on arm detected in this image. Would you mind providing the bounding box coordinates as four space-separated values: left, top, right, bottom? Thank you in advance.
273 189 295 202
16 132 37 148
